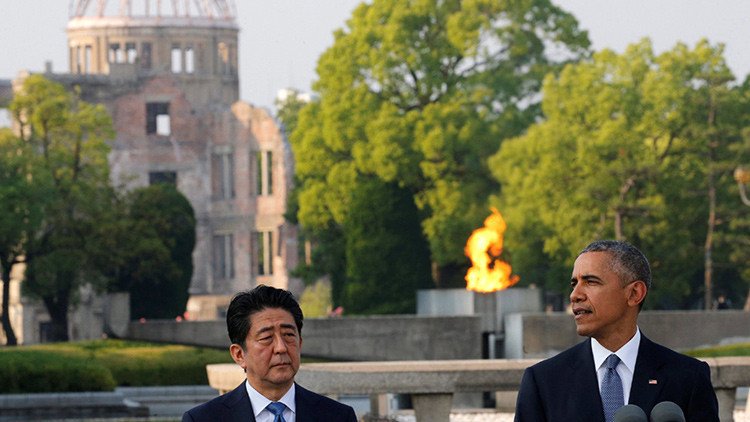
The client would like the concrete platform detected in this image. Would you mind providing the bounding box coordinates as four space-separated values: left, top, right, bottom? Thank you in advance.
0 386 218 421
207 357 750 422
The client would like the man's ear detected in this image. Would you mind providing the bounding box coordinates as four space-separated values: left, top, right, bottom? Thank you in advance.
230 343 247 371
627 280 648 308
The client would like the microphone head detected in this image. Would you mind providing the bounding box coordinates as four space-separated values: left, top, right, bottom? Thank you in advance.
650 401 686 422
613 404 648 422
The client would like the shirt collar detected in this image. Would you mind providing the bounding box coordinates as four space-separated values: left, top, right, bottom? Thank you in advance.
591 327 640 374
244 380 297 418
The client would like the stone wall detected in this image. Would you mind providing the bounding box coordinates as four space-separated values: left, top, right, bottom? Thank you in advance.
128 315 482 361
506 310 750 359
300 315 482 361
127 311 750 361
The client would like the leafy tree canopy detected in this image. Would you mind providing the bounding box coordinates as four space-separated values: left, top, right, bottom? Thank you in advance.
491 39 750 308
8 74 115 341
292 0 590 284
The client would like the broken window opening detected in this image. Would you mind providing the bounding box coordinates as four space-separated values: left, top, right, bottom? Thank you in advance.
211 152 235 200
213 234 235 280
146 102 170 136
185 45 195 74
84 45 92 74
148 171 177 186
254 150 274 196
254 230 274 276
141 42 152 69
126 42 137 64
171 44 182 73
218 42 229 75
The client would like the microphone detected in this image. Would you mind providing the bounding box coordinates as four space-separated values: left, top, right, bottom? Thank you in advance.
650 401 685 422
613 404 647 422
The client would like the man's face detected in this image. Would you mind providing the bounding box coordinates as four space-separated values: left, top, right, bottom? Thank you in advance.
569 252 640 347
230 307 302 397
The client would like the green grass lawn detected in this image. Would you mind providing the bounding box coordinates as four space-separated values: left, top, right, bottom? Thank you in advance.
686 342 750 358
0 339 233 393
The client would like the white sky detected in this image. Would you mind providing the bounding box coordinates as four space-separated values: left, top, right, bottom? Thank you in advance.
1 1 749 112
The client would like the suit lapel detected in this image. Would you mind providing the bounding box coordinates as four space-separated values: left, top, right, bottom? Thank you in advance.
629 335 666 411
294 383 322 422
221 383 257 422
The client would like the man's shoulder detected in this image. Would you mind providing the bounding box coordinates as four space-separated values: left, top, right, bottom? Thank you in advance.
528 338 590 372
640 336 709 370
182 383 247 421
296 384 356 416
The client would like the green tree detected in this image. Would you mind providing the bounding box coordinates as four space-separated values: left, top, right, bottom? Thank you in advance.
96 184 196 320
291 0 590 290
491 39 749 308
9 75 115 341
0 129 49 345
665 41 749 309
343 179 432 314
298 279 333 318
274 88 309 138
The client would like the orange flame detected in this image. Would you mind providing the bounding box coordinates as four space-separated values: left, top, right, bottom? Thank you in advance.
465 208 520 293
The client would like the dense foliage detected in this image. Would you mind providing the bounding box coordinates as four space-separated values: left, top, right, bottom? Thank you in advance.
343 179 432 313
102 184 197 320
0 340 232 393
0 349 116 393
281 2 750 310
5 75 115 341
491 39 750 309
286 0 591 309
1 76 198 342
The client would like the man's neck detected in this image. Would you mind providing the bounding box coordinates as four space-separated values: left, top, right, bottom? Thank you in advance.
596 325 637 352
249 380 294 402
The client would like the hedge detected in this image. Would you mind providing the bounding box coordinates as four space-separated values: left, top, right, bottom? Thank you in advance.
0 339 232 393
0 350 116 393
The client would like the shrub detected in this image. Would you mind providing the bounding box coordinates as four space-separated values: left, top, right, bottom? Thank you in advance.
0 339 232 392
0 350 116 393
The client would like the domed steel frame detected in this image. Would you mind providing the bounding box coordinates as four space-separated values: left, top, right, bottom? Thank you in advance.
69 0 236 19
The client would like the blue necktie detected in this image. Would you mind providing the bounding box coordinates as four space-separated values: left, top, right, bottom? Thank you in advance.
601 354 624 422
266 402 287 422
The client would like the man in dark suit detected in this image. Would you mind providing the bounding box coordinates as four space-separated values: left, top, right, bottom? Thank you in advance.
183 285 357 422
514 240 719 422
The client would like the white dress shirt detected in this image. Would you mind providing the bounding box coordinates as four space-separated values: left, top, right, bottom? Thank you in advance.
245 380 296 422
591 328 641 405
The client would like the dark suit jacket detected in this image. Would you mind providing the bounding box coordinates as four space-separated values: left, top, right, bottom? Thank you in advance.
514 335 718 422
182 382 357 422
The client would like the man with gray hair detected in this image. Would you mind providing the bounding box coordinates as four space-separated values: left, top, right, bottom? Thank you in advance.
514 240 718 421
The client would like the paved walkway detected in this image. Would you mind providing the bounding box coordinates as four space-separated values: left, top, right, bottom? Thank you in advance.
390 410 749 422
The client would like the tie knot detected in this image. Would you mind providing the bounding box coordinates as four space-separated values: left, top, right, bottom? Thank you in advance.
605 354 621 370
267 402 286 416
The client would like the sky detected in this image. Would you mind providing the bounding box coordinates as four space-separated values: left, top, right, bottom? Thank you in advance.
1 1 750 112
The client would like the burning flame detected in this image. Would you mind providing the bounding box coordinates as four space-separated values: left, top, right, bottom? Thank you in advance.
465 208 520 293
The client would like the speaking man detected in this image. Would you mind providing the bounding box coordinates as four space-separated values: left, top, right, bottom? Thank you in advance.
514 240 719 421
183 285 357 422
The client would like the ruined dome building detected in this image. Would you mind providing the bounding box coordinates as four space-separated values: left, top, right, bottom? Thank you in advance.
55 0 300 319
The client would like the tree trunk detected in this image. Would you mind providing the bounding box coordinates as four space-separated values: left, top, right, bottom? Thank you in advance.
703 167 716 310
42 293 70 342
614 211 624 241
614 177 636 241
703 100 717 311
1 262 18 346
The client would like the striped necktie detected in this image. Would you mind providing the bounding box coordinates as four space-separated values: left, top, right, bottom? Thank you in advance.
266 402 287 422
